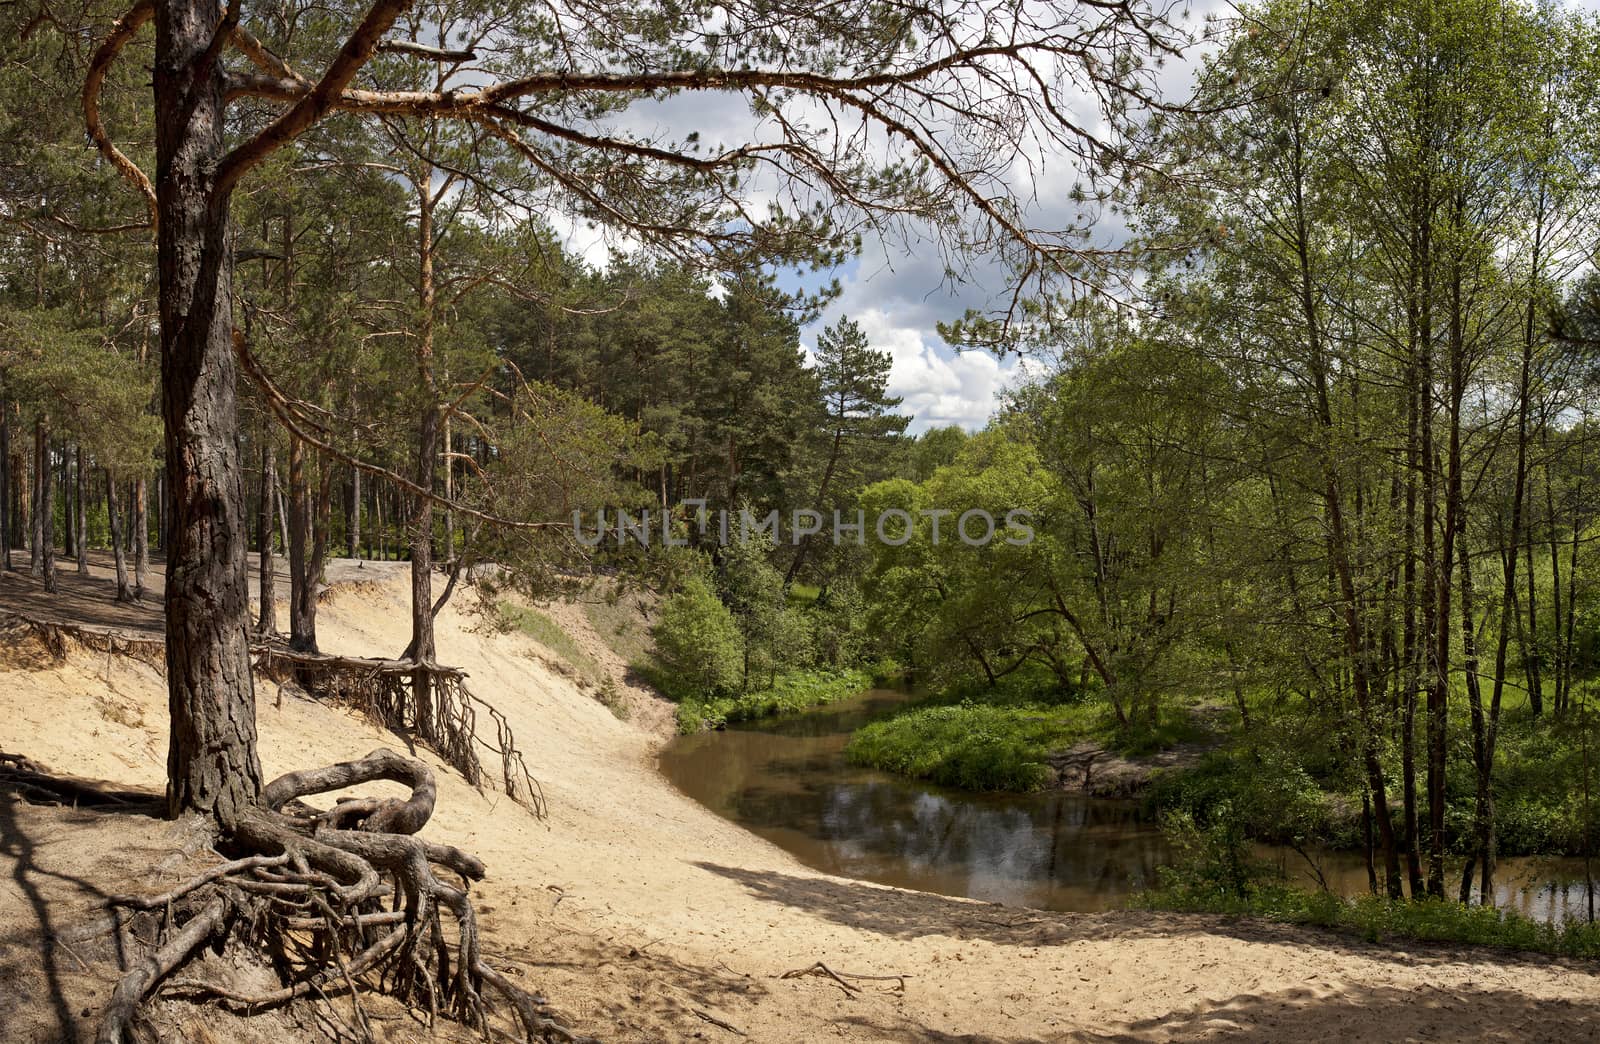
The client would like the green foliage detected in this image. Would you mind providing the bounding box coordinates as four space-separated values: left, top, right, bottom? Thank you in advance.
648 576 744 702
717 529 789 690
1134 884 1600 961
847 650 1222 792
1154 804 1279 900
845 701 1062 791
676 667 873 733
805 582 872 667
1145 733 1355 852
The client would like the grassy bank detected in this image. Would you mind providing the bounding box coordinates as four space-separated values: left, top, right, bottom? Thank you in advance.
498 602 607 687
675 667 876 733
845 677 1210 791
1134 883 1600 959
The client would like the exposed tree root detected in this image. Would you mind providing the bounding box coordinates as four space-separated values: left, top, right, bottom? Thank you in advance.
0 611 166 667
0 751 153 808
98 749 589 1044
254 646 546 817
0 609 545 817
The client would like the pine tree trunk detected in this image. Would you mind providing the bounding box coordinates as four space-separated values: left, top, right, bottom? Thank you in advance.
33 420 56 591
30 418 45 579
287 436 317 652
346 463 360 559
75 445 89 575
63 445 75 563
106 471 133 602
133 476 149 600
154 0 262 826
257 441 277 635
0 394 10 572
409 167 439 740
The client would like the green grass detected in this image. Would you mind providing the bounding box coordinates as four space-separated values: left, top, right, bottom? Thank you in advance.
1133 883 1600 959
786 582 821 608
579 589 655 670
846 681 1212 792
498 602 607 689
676 667 874 733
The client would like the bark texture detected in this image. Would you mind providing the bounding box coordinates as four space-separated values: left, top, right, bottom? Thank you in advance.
155 0 262 826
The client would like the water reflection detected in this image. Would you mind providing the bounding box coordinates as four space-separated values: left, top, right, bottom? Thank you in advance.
659 689 1598 919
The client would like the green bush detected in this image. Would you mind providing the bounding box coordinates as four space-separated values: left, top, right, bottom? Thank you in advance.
675 667 873 733
649 576 743 702
1157 803 1279 900
845 701 1069 791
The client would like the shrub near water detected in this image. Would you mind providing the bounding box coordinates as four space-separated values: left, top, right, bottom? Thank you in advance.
648 576 743 701
1134 883 1600 959
1135 801 1600 959
675 667 874 733
846 701 1066 791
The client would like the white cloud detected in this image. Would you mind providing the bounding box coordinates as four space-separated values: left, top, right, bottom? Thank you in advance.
805 306 1025 434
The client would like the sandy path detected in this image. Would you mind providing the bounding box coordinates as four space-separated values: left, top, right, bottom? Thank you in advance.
1 565 1598 1042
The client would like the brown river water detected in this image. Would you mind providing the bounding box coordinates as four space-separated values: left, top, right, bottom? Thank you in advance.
659 687 1599 921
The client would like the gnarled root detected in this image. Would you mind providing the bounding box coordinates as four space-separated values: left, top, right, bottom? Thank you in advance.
97 748 589 1044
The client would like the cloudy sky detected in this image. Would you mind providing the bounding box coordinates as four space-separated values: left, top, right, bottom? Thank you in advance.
791 247 1024 434
543 0 1600 434
543 0 1224 434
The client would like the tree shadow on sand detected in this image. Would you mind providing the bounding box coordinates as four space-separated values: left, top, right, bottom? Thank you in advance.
692 861 1600 976
0 766 163 1042
831 983 1600 1042
1079 982 1600 1042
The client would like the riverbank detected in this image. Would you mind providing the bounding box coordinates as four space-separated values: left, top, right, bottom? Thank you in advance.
846 692 1220 795
3 561 1600 1041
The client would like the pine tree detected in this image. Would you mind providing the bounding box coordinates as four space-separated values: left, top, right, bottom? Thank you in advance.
787 316 908 583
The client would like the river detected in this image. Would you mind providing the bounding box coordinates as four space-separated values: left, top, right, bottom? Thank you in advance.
659 687 1598 921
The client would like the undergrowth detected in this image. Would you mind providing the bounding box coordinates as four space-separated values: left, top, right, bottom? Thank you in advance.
675 667 874 733
845 671 1210 791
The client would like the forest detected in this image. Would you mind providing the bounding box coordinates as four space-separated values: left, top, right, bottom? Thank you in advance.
5 0 1600 1040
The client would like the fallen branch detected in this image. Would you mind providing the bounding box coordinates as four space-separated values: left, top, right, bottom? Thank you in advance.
779 961 910 995
692 1007 746 1036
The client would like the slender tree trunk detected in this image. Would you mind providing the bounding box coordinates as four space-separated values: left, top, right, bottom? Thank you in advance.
75 446 89 575
1526 525 1542 714
1458 526 1485 904
33 421 56 592
0 394 10 572
63 445 75 564
155 0 262 824
287 437 318 652
442 409 454 562
106 471 133 602
257 440 277 635
1547 451 1566 713
1425 248 1468 900
1401 349 1425 896
1287 108 1402 896
133 476 149 600
346 462 360 559
30 418 45 580
153 468 164 552
275 479 289 556
409 170 440 741
785 427 843 586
